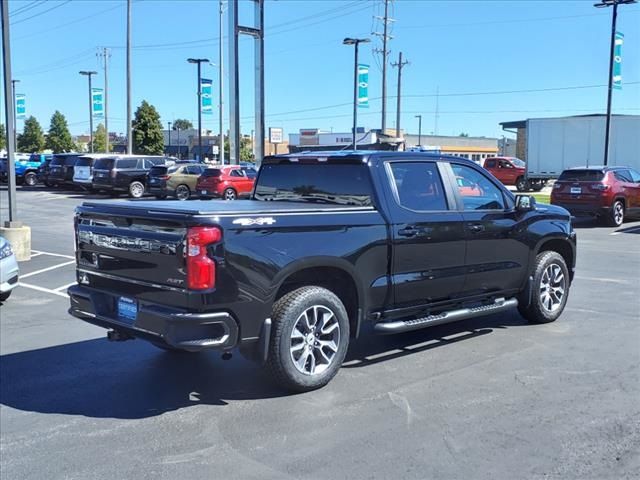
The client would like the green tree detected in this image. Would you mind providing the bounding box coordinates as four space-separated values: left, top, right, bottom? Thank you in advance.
17 116 45 153
459 132 469 137
89 123 107 152
239 136 254 162
132 100 164 155
172 118 193 130
46 111 76 153
0 123 6 150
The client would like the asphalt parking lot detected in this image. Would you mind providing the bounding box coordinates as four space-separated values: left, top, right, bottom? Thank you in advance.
1 186 639 480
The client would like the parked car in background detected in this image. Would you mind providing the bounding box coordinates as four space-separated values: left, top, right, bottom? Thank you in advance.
551 166 640 226
91 155 173 198
196 165 257 200
147 163 206 200
483 156 546 192
73 154 112 190
0 153 47 186
0 237 19 302
47 153 83 187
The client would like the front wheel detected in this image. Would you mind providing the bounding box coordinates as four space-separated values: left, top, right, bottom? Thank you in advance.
175 184 191 201
129 181 145 199
267 286 350 392
24 172 38 187
0 290 11 302
223 188 237 201
518 251 570 324
516 177 530 192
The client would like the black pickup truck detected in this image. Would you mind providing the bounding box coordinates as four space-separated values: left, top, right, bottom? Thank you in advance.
68 152 576 391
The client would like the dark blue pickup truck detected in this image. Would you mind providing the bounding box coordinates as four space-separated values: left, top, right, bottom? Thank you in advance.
68 151 576 391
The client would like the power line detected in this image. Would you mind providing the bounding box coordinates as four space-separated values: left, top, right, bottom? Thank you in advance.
9 1 43 18
10 0 71 26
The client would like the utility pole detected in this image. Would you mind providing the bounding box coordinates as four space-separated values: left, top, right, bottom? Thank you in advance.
126 0 132 154
176 127 181 159
2 0 18 224
593 0 636 166
187 58 209 161
343 38 370 150
10 79 19 153
99 48 111 152
219 0 225 165
391 51 409 138
373 0 393 134
80 71 97 153
167 121 172 155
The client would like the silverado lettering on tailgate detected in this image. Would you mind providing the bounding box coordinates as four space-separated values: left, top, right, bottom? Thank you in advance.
78 231 179 255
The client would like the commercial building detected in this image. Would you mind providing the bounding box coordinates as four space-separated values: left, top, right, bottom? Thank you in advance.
403 134 499 162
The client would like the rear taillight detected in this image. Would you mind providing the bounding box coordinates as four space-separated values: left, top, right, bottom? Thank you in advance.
186 226 222 290
591 183 609 191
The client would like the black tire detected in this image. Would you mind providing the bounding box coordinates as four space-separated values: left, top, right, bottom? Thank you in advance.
129 181 145 199
531 183 544 192
516 176 530 192
518 251 570 324
223 188 237 201
0 290 11 302
175 184 191 201
24 172 38 187
604 200 624 227
155 194 167 200
267 286 350 392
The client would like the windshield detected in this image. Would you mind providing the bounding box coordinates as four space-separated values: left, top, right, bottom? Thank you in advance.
558 169 605 182
93 158 115 170
254 163 373 206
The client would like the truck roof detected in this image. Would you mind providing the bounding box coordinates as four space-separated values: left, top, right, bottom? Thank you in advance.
264 150 471 166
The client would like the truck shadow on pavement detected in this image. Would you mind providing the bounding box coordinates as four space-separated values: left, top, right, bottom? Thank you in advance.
0 311 528 419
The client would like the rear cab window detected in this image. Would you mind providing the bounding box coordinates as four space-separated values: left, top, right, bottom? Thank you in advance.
388 162 448 211
254 162 374 206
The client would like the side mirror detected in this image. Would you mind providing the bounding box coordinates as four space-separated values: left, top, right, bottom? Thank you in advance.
516 195 537 212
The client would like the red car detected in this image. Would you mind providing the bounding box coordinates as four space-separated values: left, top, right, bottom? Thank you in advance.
196 165 257 200
551 166 640 226
483 156 546 192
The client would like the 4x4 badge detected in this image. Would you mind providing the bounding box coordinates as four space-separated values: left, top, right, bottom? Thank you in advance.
232 217 276 226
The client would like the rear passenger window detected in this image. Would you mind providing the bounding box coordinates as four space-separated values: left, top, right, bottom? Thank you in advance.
230 169 243 177
117 159 138 169
614 170 633 183
388 162 448 211
452 164 505 211
186 166 202 175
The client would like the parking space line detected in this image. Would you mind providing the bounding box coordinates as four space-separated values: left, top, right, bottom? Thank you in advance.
30 252 44 258
19 282 69 299
610 226 640 236
54 282 77 292
20 260 75 279
31 250 75 260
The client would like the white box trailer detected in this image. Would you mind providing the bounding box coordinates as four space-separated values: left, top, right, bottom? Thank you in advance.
525 115 640 180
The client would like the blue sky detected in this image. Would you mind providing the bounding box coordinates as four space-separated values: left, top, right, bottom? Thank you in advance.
2 0 639 140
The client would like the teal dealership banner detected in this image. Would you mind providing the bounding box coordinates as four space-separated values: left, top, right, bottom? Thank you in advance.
92 88 104 118
358 64 369 108
613 32 623 90
201 78 213 114
15 94 26 119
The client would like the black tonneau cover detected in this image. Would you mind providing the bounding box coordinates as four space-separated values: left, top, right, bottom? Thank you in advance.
80 199 375 216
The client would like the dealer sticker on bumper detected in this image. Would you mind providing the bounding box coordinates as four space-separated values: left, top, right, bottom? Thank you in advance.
117 297 137 324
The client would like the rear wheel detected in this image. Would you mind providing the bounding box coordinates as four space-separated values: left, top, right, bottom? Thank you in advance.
518 251 569 324
516 177 530 192
175 184 191 200
531 183 544 192
267 286 350 392
129 181 145 199
23 172 38 186
605 200 624 227
223 188 237 201
0 291 11 302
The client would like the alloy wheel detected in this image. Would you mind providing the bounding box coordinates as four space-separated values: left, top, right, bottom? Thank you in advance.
289 305 341 376
539 263 566 313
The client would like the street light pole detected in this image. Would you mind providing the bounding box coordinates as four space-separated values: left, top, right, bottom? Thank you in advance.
176 127 181 159
2 0 18 224
167 121 172 156
188 58 209 161
594 0 636 166
79 71 97 153
415 115 422 147
219 0 225 165
343 37 370 150
126 0 132 154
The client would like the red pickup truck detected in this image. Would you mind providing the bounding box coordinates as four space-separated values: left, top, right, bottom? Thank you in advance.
483 157 546 192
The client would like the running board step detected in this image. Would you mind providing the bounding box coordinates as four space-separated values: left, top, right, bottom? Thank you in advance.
373 297 519 335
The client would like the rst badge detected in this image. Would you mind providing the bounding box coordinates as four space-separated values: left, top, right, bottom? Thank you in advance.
232 217 276 226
